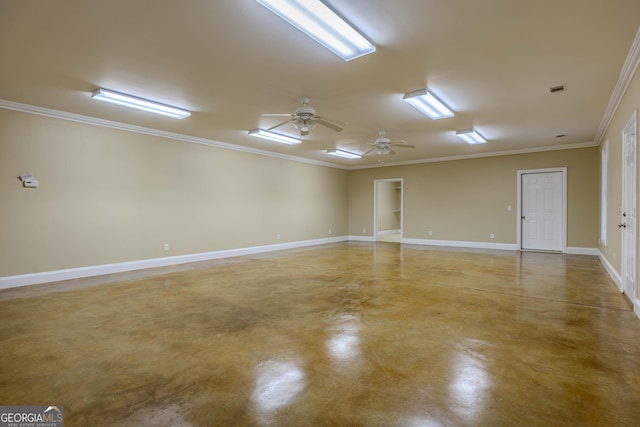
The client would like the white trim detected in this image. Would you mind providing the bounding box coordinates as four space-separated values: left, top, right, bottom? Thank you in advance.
565 247 599 256
0 99 344 170
621 110 638 310
598 250 623 292
377 229 401 236
348 235 376 242
350 142 596 170
595 26 640 146
0 99 598 171
401 238 518 251
374 178 403 242
0 236 348 290
601 140 609 246
517 168 568 252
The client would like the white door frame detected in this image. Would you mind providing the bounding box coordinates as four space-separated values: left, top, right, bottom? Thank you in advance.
517 168 567 252
621 111 638 314
374 178 404 242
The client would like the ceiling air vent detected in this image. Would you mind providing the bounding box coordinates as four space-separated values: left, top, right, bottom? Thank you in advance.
549 85 565 93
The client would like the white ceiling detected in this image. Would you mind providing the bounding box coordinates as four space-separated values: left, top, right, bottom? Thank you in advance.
1 0 639 168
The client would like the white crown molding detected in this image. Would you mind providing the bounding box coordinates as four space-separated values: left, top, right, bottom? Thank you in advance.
594 26 640 146
348 141 597 170
1 98 599 172
0 99 346 170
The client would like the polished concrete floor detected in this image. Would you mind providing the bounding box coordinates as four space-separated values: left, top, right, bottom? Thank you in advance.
1 242 639 426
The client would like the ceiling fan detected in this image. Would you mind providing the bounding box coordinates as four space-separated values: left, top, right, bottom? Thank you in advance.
362 131 415 156
262 97 345 136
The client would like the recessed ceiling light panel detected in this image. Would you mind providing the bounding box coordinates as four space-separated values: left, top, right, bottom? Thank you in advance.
455 129 486 144
249 128 302 144
403 89 454 120
256 0 375 61
91 88 191 119
326 149 361 159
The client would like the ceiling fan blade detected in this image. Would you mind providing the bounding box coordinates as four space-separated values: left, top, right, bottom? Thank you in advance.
391 143 416 148
389 150 397 155
301 130 309 136
261 113 294 117
362 146 378 156
316 117 345 131
389 139 410 144
266 118 295 131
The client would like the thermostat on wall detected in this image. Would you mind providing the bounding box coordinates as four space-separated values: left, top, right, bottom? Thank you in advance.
19 172 38 188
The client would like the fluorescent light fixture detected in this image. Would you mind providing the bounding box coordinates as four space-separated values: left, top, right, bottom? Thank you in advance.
403 89 454 120
256 0 375 61
249 128 302 145
91 88 190 119
456 129 487 144
326 149 361 159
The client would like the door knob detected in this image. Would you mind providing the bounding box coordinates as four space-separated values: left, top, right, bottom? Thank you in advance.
521 216 526 220
618 223 627 228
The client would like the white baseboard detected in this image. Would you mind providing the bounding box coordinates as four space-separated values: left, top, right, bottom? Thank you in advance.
0 236 348 290
598 250 622 292
348 235 376 242
377 229 401 236
401 238 518 251
565 247 600 255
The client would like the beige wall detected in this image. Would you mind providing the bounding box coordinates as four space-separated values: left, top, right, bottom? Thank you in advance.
599 64 640 274
0 106 606 279
0 109 348 277
349 148 598 247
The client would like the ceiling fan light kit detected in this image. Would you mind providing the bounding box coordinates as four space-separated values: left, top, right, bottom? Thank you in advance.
255 0 375 61
455 128 487 144
91 88 191 119
360 131 416 156
261 97 345 137
249 128 302 144
403 89 454 120
251 5 488 158
326 149 362 159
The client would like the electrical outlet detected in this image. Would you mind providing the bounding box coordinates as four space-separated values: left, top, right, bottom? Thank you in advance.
490 233 495 239
428 230 433 236
277 233 281 240
507 205 512 212
329 229 332 235
164 243 169 251
362 228 366 233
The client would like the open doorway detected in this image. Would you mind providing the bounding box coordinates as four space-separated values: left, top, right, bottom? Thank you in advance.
374 179 403 243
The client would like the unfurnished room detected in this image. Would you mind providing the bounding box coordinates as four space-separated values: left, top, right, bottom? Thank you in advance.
1 1 640 425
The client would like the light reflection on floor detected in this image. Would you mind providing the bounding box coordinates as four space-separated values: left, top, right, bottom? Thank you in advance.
0 242 638 425
251 360 305 420
449 339 491 422
326 313 361 363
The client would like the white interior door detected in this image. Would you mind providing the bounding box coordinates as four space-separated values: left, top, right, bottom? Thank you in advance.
521 172 564 252
621 113 637 305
